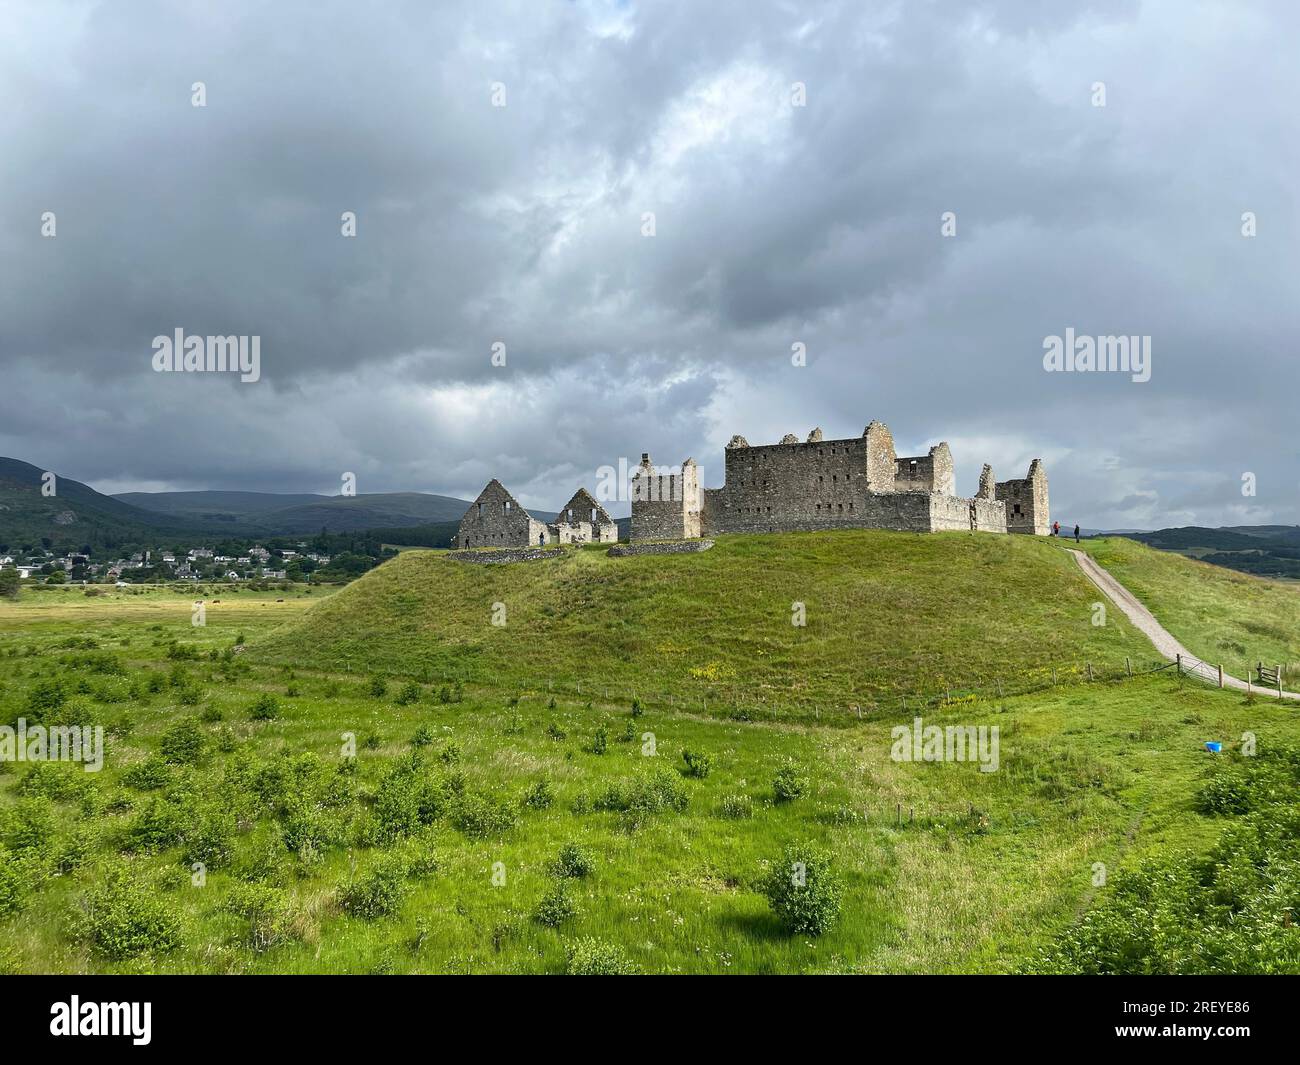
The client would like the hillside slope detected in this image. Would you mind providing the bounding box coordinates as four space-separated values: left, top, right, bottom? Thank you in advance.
259 530 1163 714
1077 537 1300 676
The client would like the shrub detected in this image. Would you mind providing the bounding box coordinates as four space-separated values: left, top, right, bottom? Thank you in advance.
550 842 595 880
760 842 843 936
367 677 388 699
533 882 576 927
159 718 204 765
452 792 518 839
595 766 688 816
119 797 185 853
438 742 461 765
224 882 292 952
249 693 280 721
2 797 55 854
682 749 712 778
79 866 183 959
588 728 608 756
0 849 33 916
341 853 410 920
395 681 421 706
523 779 554 810
565 937 637 975
411 725 435 748
199 704 224 723
122 756 171 791
773 761 809 802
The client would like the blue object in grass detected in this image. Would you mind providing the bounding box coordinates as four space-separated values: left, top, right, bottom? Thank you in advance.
1205 741 1222 753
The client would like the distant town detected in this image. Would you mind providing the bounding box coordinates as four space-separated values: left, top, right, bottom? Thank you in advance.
0 533 399 588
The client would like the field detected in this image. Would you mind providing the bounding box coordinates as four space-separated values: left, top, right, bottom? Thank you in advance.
1077 537 1300 679
2 534 1299 974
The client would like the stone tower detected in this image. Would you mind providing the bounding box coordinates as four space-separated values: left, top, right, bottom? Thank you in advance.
995 459 1049 535
630 454 702 541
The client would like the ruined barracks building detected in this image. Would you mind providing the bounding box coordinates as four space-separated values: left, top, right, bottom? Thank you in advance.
456 480 617 549
629 421 1049 540
457 419 1048 549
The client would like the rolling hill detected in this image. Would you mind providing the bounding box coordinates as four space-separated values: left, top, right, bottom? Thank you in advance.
258 529 1168 715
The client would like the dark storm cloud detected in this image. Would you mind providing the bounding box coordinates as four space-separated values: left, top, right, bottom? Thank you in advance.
0 0 1296 526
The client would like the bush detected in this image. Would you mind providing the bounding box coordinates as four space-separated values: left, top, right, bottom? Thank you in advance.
0 849 33 916
159 718 204 765
588 728 608 755
367 677 388 699
411 725 435 748
2 797 55 855
122 756 171 791
549 842 595 879
395 681 421 706
119 796 185 853
249 693 280 721
452 792 518 839
438 742 461 765
760 842 843 936
565 937 637 975
681 749 712 778
224 882 293 952
533 882 576 927
523 779 555 810
773 761 809 802
595 766 688 816
79 866 183 960
340 853 410 920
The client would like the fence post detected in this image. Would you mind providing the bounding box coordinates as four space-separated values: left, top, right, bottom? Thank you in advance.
1051 667 1057 686
1087 662 1093 682
1125 656 1131 677
1176 653 1182 676
1246 667 1251 696
1279 666 1284 701
1217 664 1223 688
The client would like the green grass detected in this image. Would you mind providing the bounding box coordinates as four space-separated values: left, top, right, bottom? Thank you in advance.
1077 537 1300 679
259 530 1161 718
2 531 1298 974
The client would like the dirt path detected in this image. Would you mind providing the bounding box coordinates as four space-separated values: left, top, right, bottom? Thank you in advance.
1067 548 1300 702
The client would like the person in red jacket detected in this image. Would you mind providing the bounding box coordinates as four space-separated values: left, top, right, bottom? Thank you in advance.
1052 521 1060 537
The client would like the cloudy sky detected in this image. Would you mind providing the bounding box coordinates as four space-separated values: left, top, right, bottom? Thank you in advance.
1 0 1296 527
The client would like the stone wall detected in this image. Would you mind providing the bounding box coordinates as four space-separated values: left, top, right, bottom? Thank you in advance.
456 480 550 549
630 455 702 541
996 459 1050 535
607 540 714 557
553 488 618 544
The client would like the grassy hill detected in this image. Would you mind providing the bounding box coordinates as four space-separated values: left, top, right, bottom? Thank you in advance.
259 530 1163 717
0 456 210 549
3 576 1299 974
1126 525 1300 580
1076 537 1300 679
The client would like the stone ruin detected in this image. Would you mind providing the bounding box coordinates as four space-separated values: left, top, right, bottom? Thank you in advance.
455 480 617 549
629 421 1049 540
455 420 1049 549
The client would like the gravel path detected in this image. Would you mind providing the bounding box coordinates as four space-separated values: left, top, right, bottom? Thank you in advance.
1067 548 1299 701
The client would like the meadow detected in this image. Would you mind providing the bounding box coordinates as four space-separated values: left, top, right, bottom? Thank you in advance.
1 533 1298 974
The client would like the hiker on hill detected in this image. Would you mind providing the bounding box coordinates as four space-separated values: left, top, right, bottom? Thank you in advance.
1052 521 1060 537
1074 524 1080 543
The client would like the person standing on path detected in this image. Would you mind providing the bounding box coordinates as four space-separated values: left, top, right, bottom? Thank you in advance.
1074 524 1080 542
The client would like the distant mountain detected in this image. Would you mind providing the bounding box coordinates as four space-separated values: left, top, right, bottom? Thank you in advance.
115 488 473 533
0 456 214 549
